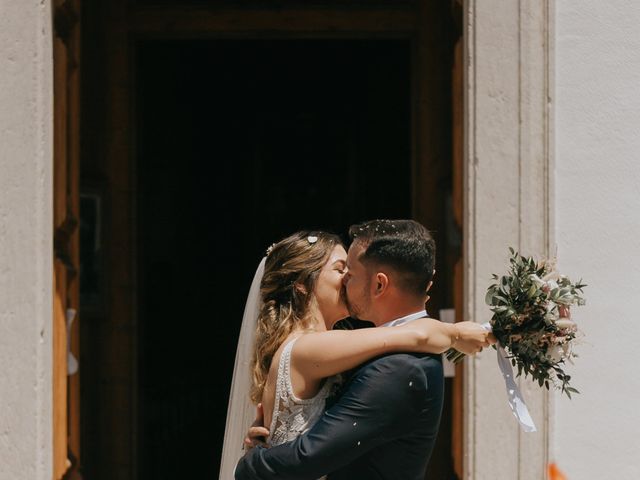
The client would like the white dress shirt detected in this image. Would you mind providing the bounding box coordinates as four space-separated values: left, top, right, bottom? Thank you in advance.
380 309 428 328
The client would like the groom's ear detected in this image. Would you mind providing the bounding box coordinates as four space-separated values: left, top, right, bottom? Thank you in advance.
372 272 389 297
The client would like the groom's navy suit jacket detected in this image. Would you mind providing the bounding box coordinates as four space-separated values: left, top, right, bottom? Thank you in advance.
234 352 444 480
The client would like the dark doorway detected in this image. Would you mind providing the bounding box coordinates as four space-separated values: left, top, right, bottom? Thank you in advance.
135 39 412 479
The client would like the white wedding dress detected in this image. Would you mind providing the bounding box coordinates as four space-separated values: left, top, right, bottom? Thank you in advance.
268 337 338 446
218 258 337 479
267 337 339 479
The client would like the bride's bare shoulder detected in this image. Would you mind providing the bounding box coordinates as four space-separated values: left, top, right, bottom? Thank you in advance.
266 333 303 377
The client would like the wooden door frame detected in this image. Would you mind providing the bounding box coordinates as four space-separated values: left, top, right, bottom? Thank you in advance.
92 1 559 477
53 0 82 478
89 2 462 478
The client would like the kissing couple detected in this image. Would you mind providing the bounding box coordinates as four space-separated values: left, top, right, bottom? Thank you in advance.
222 219 495 479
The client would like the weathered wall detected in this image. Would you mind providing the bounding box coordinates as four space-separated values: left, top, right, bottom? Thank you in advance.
464 1 552 478
0 1 53 479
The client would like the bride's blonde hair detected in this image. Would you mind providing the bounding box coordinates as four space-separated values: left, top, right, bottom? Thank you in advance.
250 231 342 404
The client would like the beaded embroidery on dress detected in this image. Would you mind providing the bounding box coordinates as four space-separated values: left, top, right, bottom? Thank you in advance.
268 337 338 450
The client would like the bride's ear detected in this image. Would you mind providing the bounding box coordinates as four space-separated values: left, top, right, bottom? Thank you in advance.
294 282 308 295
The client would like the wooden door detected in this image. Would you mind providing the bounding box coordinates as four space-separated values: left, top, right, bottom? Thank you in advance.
80 1 463 478
451 4 465 476
412 0 464 477
53 0 82 478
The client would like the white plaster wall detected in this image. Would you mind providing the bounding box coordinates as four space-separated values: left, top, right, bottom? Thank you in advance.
555 1 640 478
0 1 53 479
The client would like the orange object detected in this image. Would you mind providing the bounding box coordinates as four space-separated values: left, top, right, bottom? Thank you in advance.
548 462 568 480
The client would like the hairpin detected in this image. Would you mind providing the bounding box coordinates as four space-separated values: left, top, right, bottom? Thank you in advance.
266 243 276 256
307 235 318 244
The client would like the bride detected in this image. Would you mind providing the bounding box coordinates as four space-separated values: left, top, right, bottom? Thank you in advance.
219 230 489 478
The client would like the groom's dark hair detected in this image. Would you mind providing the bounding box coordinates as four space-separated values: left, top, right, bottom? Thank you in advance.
348 219 435 297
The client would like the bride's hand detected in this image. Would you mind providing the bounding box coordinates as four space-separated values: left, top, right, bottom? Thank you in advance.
452 321 495 355
398 317 491 354
243 403 270 452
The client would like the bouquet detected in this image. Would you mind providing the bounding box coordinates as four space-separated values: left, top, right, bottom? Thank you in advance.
446 248 586 399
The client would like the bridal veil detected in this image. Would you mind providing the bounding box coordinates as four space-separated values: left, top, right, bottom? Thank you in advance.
218 257 265 479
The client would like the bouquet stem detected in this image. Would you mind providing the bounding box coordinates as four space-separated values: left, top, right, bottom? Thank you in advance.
445 348 467 364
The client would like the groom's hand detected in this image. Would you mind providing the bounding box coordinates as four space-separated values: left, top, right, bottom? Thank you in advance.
243 403 270 452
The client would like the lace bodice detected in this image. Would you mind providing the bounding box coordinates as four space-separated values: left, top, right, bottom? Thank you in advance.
268 337 338 448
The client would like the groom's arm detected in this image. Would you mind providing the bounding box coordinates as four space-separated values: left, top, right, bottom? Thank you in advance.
234 354 439 480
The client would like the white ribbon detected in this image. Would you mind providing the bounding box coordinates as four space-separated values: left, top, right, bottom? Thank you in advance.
482 322 537 433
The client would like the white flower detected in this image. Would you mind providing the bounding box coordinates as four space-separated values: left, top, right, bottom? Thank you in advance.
555 318 577 332
529 274 546 287
548 344 570 362
549 345 563 362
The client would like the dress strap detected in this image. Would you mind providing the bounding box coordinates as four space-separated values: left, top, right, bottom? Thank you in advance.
280 337 298 400
268 337 299 440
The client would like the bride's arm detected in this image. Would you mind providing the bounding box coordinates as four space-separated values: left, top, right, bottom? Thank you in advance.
293 318 489 381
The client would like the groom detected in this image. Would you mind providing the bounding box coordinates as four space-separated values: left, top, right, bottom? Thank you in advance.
235 219 492 479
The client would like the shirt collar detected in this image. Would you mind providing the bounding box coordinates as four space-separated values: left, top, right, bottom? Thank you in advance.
381 309 428 328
